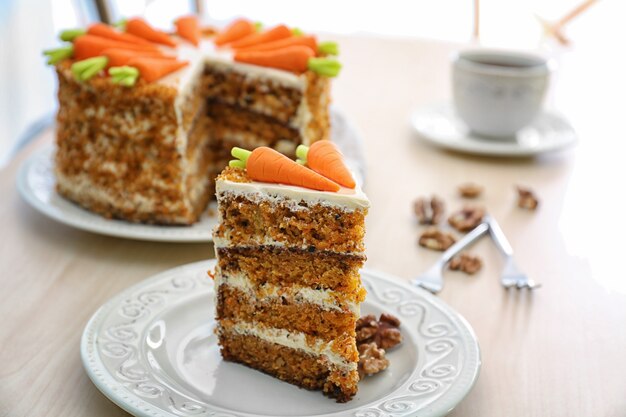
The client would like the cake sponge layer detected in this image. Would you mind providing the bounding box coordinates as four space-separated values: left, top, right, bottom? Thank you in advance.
214 193 367 253
217 285 356 341
217 245 366 294
219 329 358 402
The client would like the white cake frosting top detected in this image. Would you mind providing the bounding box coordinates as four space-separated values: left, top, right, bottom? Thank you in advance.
216 176 370 211
158 39 306 91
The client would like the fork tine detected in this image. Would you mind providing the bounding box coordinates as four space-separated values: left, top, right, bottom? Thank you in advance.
486 215 541 290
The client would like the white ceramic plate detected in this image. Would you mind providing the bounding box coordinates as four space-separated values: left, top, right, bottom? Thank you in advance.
16 109 365 242
411 103 577 157
81 260 480 417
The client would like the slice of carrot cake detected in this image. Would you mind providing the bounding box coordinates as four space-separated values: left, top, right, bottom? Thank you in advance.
213 145 369 401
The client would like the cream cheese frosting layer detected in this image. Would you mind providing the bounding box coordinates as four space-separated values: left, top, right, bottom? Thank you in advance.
216 178 370 211
216 270 360 315
222 321 357 372
212 235 366 258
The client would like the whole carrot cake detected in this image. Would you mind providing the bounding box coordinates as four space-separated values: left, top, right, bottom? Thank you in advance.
44 16 341 224
213 145 369 401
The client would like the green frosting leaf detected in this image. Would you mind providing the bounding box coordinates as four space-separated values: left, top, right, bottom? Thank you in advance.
71 56 108 81
231 147 251 162
292 27 304 37
307 58 342 77
254 21 264 32
115 18 128 31
43 45 74 65
110 66 139 87
229 147 252 169
229 160 246 169
318 41 339 56
109 66 139 77
59 28 86 42
295 145 309 163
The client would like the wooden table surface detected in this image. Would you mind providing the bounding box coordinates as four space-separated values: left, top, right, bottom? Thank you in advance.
1 35 625 417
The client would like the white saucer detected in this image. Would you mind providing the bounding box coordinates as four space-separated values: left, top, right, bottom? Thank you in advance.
81 260 481 417
16 109 365 242
411 103 577 157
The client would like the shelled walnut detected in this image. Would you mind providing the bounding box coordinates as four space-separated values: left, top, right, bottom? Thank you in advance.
356 313 403 350
516 186 539 210
418 228 456 251
358 343 389 378
449 252 483 274
413 195 445 225
458 183 484 198
356 313 403 379
448 205 486 232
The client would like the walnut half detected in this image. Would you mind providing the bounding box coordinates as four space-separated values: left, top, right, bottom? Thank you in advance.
448 205 486 232
358 342 389 378
356 313 403 350
418 228 456 251
449 252 483 274
458 183 484 199
413 195 445 225
516 186 539 210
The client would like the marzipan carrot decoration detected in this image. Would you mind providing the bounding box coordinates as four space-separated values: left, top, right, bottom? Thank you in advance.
296 141 355 189
235 35 317 52
235 45 314 73
125 57 188 82
88 23 154 46
234 46 342 76
214 18 256 46
125 18 177 47
101 48 171 68
108 57 187 86
229 24 291 49
175 15 201 46
73 35 159 60
230 147 341 192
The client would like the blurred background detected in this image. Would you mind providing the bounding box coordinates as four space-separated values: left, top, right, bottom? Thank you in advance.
0 0 621 166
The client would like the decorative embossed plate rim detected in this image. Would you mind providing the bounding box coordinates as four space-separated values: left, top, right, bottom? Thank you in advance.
16 108 365 242
81 260 480 417
411 103 577 157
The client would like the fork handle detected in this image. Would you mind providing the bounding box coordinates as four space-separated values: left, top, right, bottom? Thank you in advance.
441 222 489 264
484 215 513 257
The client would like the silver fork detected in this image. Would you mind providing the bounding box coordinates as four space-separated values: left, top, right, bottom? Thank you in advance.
412 222 489 293
484 214 541 289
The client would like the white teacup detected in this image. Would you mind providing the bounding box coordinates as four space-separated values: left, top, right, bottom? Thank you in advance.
452 49 551 138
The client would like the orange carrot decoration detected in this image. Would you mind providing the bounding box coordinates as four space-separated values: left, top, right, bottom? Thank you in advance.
234 45 315 73
101 48 171 68
125 17 177 47
229 24 291 49
235 35 317 52
296 141 355 189
230 147 340 192
87 23 154 46
214 18 256 46
73 35 159 60
126 57 188 82
175 15 201 46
